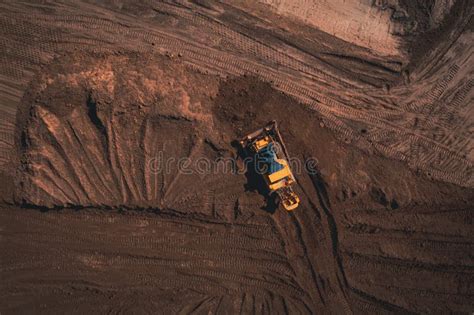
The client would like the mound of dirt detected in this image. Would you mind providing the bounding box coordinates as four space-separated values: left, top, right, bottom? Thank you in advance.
16 53 225 210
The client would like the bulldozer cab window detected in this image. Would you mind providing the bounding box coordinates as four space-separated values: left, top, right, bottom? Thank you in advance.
255 143 284 175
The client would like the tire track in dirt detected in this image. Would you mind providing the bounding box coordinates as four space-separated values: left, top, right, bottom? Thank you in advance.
0 207 312 313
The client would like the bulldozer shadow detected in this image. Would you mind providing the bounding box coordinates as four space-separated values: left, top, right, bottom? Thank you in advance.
232 140 278 214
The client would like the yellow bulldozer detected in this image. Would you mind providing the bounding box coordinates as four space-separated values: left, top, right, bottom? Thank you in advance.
240 121 300 211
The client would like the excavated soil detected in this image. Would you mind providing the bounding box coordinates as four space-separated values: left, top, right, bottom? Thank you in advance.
1 51 473 314
0 1 473 314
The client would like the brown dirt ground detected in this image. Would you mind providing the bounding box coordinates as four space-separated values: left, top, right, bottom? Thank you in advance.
1 50 473 314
